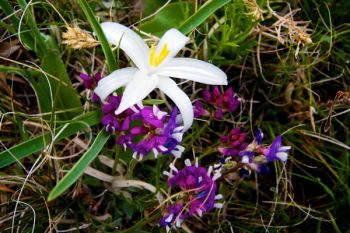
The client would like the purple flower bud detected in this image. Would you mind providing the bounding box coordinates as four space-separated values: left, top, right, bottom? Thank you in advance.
254 128 264 145
80 72 101 90
91 93 100 103
219 127 249 156
201 86 239 120
100 95 134 134
101 114 118 134
80 73 94 89
194 100 209 118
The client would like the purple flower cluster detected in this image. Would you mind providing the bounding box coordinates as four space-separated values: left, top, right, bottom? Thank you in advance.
80 72 101 102
119 106 184 160
256 134 291 163
160 159 223 231
218 127 249 156
218 128 291 176
100 95 184 160
101 95 133 134
195 86 239 120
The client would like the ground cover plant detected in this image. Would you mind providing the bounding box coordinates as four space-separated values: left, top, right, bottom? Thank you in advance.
0 0 349 232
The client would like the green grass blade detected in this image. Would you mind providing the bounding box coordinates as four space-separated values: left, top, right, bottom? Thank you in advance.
77 0 117 72
0 1 35 52
0 64 38 77
2 0 82 120
17 0 46 48
33 35 83 120
47 129 110 201
0 111 101 169
178 0 231 34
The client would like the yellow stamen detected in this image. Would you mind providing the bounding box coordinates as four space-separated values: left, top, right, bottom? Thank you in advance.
149 44 170 67
149 45 156 66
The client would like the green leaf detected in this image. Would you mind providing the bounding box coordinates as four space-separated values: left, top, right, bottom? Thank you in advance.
47 129 110 201
0 111 101 169
178 0 231 34
141 0 169 16
77 0 117 72
30 35 83 120
142 99 165 105
139 2 194 37
1 0 82 120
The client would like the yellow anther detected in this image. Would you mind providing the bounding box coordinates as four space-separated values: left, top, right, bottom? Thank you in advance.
149 45 156 66
149 44 170 67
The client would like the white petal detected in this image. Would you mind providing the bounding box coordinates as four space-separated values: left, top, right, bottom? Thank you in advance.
155 58 227 85
158 145 168 152
196 209 203 217
165 213 174 223
172 132 183 142
241 155 250 164
152 148 158 158
155 28 189 65
212 172 222 181
176 145 185 152
169 163 178 173
175 219 182 227
207 166 213 176
174 126 184 132
115 71 158 114
276 152 288 162
157 77 193 131
94 67 137 100
215 194 223 200
171 150 182 158
101 22 149 70
279 146 291 152
185 159 191 167
214 203 223 209
163 171 173 177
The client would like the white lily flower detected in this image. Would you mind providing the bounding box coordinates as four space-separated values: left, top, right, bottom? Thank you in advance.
94 22 228 131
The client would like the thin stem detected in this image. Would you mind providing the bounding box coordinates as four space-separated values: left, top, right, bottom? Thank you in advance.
111 142 120 176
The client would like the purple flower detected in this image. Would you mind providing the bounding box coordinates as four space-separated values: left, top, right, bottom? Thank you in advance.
91 93 100 103
202 86 239 120
161 159 223 229
238 150 255 164
101 114 118 134
193 100 209 118
118 106 184 160
159 203 184 232
260 135 291 162
100 95 134 134
218 127 249 156
80 72 102 102
80 72 101 89
254 128 264 145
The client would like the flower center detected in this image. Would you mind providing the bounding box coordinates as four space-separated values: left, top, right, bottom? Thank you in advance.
149 44 170 67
